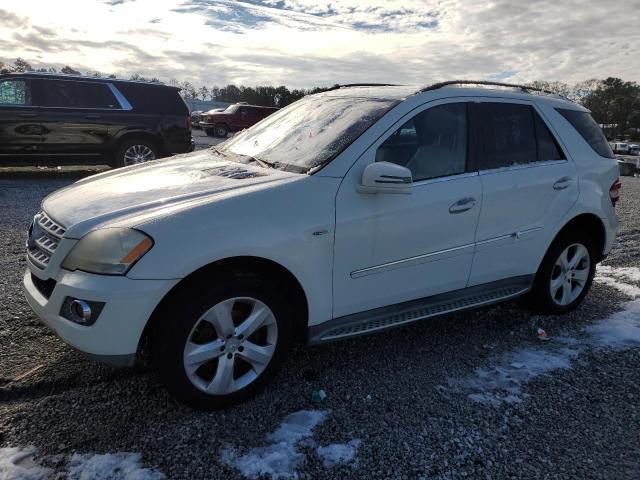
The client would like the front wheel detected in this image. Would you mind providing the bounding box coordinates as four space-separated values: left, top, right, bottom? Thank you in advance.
152 272 292 409
528 231 596 314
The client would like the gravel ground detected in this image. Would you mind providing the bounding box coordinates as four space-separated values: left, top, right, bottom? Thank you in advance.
1 176 639 479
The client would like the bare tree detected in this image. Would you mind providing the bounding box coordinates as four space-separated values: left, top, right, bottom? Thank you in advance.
12 58 33 72
60 65 81 75
198 86 210 101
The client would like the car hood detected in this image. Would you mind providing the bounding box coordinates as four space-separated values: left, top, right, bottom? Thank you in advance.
42 149 299 238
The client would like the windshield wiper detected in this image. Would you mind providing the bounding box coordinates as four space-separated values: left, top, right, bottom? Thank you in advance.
250 156 278 170
211 147 227 157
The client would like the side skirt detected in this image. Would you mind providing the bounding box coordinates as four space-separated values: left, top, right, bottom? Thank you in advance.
308 275 533 344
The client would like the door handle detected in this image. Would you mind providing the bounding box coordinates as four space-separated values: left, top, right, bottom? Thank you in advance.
553 176 572 190
84 114 101 119
19 112 37 118
449 197 477 214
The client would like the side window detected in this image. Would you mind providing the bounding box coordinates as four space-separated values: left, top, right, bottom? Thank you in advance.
556 108 614 159
239 107 248 116
377 103 467 182
478 103 536 169
38 80 119 109
533 112 565 161
0 79 31 106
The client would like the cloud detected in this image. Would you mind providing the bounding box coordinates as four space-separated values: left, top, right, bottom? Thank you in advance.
0 0 638 89
0 8 28 27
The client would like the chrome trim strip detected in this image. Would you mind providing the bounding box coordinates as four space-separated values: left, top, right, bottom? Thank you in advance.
108 83 133 111
351 226 543 278
351 242 475 278
476 226 542 246
413 171 479 186
478 160 567 176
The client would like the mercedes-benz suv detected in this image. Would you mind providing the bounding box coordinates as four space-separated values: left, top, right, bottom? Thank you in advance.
22 81 620 409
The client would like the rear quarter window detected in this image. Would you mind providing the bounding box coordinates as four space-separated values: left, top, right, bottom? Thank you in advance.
114 83 188 115
556 108 614 159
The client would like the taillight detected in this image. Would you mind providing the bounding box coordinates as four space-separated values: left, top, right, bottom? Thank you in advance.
609 179 621 207
187 116 192 130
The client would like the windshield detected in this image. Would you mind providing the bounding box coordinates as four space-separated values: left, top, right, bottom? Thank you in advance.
224 105 238 113
219 95 397 173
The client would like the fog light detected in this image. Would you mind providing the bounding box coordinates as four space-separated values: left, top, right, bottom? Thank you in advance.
60 297 105 325
72 300 92 323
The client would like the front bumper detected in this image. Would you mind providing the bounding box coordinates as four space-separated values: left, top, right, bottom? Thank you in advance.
23 268 178 366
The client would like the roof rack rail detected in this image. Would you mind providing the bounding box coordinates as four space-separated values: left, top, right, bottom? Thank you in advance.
420 80 561 97
13 71 167 86
327 83 402 91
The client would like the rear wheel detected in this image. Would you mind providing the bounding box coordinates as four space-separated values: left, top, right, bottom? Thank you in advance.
528 231 596 314
151 272 292 409
114 139 158 168
215 123 229 138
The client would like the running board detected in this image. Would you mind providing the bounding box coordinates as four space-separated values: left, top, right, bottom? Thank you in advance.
308 276 533 344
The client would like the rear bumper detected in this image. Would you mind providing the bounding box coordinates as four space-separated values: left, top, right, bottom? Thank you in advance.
23 268 178 366
167 136 194 155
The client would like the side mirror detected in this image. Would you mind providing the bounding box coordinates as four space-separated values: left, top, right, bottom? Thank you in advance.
356 161 413 194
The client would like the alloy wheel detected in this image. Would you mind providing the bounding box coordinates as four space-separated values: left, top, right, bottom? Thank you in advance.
183 297 278 395
549 243 590 306
123 145 155 166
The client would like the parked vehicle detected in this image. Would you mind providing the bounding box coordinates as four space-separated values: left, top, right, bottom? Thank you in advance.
200 103 278 137
610 141 630 154
23 81 619 409
194 107 223 130
0 73 193 167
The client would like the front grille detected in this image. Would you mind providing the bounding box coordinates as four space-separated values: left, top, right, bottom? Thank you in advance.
31 273 57 299
26 211 66 269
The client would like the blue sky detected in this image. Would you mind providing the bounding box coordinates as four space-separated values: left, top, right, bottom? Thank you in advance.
1 0 638 88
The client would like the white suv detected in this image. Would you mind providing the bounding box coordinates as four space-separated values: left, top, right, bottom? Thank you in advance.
23 81 620 409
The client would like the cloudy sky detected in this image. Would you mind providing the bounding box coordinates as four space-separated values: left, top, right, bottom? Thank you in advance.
1 0 638 89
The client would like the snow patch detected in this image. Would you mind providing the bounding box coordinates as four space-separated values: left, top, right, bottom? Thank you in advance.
596 265 640 283
68 453 165 480
594 265 640 298
446 266 640 405
586 299 640 348
447 346 580 406
316 439 361 468
593 275 640 298
220 410 328 479
0 447 51 480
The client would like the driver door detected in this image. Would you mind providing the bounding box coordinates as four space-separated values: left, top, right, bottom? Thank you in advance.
333 100 483 318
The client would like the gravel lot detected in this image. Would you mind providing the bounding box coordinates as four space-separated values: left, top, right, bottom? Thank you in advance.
1 174 639 479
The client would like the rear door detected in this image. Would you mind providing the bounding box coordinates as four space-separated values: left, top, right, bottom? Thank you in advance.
33 78 121 163
468 100 578 286
0 77 43 161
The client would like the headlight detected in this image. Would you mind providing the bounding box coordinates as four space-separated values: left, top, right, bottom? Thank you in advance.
62 228 153 275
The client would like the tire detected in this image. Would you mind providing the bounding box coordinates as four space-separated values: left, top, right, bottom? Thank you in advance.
114 139 158 168
151 271 293 410
215 123 229 138
528 230 596 315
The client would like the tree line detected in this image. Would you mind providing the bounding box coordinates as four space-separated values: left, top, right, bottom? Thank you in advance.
2 58 638 140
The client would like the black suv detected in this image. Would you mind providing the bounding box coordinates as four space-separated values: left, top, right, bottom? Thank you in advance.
0 73 193 167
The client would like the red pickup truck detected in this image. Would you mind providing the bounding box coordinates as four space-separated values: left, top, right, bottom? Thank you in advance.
200 103 279 137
